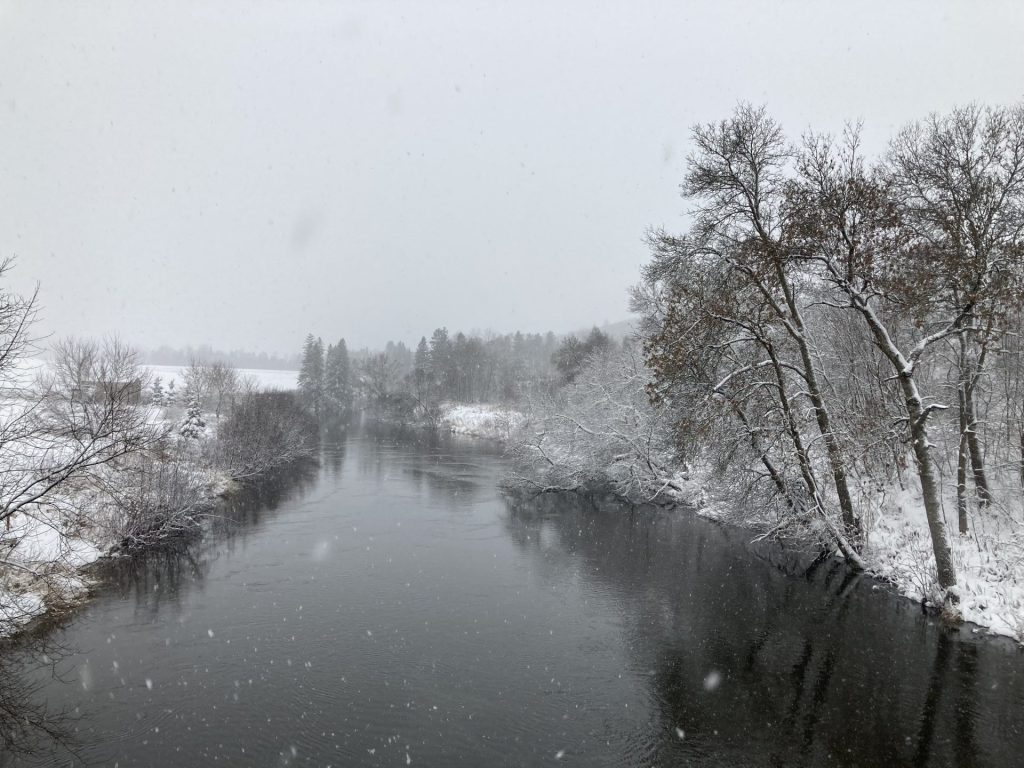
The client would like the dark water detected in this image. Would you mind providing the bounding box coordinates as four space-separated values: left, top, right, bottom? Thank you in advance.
2 429 1023 766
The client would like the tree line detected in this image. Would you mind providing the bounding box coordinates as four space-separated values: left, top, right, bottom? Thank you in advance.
141 344 301 371
643 102 1024 601
294 326 622 423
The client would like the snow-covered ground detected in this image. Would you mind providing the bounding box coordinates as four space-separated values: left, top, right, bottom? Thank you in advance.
862 482 1024 640
142 365 298 392
0 500 107 637
0 407 228 638
440 404 526 441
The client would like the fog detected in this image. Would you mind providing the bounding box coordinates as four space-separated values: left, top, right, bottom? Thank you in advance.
1 0 1022 355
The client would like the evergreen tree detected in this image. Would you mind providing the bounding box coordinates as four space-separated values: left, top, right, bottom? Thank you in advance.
150 376 165 406
297 334 325 419
324 337 353 416
429 327 453 398
180 396 206 439
414 336 430 377
410 335 436 405
165 379 177 407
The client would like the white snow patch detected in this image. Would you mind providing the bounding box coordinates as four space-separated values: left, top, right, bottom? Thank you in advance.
863 479 1024 641
440 404 526 441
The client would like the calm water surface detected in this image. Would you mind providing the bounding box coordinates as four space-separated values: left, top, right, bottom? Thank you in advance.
2 428 1023 766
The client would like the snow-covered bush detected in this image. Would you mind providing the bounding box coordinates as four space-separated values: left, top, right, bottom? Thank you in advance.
100 444 215 549
213 390 318 480
509 346 684 503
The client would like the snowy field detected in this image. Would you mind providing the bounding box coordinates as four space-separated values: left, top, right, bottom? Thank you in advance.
142 365 298 391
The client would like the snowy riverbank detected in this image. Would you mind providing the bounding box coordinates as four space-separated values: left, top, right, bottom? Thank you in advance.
0 413 230 638
439 404 526 441
658 468 1024 643
511 413 1024 645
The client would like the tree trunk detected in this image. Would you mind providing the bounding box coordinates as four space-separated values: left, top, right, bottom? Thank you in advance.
766 343 821 504
773 263 861 547
849 294 958 593
732 404 792 505
902 373 958 590
962 383 991 506
959 330 992 506
797 336 860 545
956 386 970 535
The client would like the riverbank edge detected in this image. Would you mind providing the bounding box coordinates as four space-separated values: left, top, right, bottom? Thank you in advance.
359 403 526 442
504 459 1024 646
0 423 314 642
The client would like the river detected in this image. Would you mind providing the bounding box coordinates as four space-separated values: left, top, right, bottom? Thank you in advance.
1 427 1022 766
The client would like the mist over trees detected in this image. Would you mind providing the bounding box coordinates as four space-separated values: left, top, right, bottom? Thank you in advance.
140 344 301 371
293 325 630 423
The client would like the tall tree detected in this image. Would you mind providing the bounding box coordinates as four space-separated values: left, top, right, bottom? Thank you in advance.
429 328 454 398
324 338 353 416
673 105 861 545
297 334 325 420
887 104 1024 511
784 108 1024 594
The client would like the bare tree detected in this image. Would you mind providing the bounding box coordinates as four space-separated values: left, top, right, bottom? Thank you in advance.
206 361 240 418
788 107 1024 595
887 104 1024 511
511 346 683 503
679 105 862 545
0 336 166 531
638 231 865 565
213 390 317 480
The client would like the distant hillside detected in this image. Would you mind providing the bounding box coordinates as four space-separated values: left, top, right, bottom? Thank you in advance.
140 344 300 371
564 318 638 342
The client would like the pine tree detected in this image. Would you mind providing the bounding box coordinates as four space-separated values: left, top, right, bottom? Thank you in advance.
324 337 353 416
150 376 165 407
180 396 206 439
297 334 325 419
165 379 177 407
414 336 430 377
429 328 453 399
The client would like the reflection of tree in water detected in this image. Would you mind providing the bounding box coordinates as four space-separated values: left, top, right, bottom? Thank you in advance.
0 460 321 765
503 491 1023 767
322 436 347 479
356 424 503 506
0 626 80 765
96 461 321 624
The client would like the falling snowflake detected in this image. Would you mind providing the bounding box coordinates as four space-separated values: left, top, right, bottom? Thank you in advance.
703 670 722 691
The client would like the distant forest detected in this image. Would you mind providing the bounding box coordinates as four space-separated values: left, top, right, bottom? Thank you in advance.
293 324 633 424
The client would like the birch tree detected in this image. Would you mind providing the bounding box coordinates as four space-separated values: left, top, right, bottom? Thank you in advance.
788 107 1024 596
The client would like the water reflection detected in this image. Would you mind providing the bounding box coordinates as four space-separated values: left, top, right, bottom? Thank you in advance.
98 460 322 619
0 459 321 765
502 490 1024 766
1 435 1021 767
0 628 79 763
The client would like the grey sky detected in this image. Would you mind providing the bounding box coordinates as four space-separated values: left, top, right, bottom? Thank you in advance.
1 1 1022 355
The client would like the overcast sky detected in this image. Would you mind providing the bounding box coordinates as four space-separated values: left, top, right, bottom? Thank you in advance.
1 1 1022 355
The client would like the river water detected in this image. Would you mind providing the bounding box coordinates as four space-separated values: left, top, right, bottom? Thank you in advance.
2 428 1023 766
